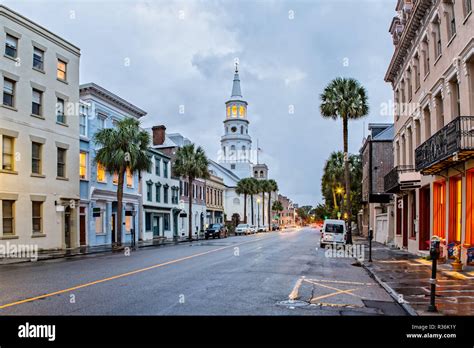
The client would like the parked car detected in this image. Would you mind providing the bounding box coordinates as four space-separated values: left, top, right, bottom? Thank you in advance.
250 225 257 233
320 219 347 248
205 223 228 239
271 223 280 231
235 224 251 235
258 225 268 232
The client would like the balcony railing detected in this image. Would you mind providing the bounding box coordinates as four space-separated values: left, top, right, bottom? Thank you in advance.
415 116 474 175
384 165 421 193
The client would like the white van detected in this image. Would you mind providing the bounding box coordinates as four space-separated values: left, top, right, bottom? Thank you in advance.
320 219 347 248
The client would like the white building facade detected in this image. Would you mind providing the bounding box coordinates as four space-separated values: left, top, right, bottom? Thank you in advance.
0 5 81 251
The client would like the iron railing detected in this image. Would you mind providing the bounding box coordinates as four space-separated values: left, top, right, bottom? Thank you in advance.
415 116 474 173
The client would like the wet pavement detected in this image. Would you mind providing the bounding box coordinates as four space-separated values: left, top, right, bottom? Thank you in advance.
355 237 474 315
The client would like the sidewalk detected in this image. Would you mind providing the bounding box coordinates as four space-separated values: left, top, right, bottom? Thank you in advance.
0 237 195 265
354 237 474 315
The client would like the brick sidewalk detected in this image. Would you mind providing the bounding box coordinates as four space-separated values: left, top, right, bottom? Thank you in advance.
355 237 474 315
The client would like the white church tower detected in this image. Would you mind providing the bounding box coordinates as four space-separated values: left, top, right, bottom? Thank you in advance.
219 64 254 179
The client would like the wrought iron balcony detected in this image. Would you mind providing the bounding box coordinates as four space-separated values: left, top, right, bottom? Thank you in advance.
384 165 421 193
415 116 474 175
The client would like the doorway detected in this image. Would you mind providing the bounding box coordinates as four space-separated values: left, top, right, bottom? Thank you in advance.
419 186 431 250
402 195 408 248
111 213 116 244
153 215 160 238
79 206 86 246
64 206 71 249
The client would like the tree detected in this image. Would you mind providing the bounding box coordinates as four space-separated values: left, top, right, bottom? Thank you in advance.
236 178 253 223
272 200 284 224
258 180 271 227
267 179 278 226
320 78 369 243
94 117 151 248
248 178 259 225
173 144 210 240
296 205 312 224
321 151 362 220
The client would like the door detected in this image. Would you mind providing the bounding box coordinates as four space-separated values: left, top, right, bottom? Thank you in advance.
64 207 71 249
153 216 160 237
419 186 431 250
111 213 116 244
173 213 178 238
79 207 86 246
402 195 408 248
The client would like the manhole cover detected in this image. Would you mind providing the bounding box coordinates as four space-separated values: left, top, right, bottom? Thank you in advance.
277 300 309 308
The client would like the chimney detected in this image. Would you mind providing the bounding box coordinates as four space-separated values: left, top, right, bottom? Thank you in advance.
152 125 166 146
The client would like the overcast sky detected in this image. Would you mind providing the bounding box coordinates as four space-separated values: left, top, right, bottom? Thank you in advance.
3 0 396 206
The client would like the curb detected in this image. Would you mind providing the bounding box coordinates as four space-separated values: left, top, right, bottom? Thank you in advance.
361 262 418 316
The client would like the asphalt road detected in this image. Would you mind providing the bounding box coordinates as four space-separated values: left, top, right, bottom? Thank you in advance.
0 227 406 315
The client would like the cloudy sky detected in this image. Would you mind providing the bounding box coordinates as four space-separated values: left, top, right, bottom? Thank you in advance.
3 0 396 206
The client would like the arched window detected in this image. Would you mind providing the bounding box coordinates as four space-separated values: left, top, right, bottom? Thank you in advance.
227 106 230 117
260 171 264 178
231 145 236 151
233 198 240 205
239 106 245 117
241 126 244 134
232 105 237 117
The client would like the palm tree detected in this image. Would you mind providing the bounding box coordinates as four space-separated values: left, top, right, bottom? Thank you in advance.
321 152 345 212
320 77 369 244
259 180 270 227
173 144 210 240
248 178 259 225
94 117 151 248
272 200 284 225
266 179 278 227
236 178 252 224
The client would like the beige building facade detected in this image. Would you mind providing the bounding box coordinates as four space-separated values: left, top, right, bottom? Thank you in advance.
0 5 81 251
385 0 474 259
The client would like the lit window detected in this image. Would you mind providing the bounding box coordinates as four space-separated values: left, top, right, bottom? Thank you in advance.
32 201 43 234
239 106 245 117
33 47 44 70
2 136 14 171
126 167 133 187
57 59 67 81
125 215 132 231
227 106 230 117
232 105 237 116
97 162 106 182
79 152 87 179
5 34 17 58
32 142 42 175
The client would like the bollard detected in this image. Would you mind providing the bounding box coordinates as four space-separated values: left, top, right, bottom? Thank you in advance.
428 238 440 312
368 228 373 263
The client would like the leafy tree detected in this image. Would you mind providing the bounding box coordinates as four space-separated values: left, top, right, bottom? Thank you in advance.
272 200 284 220
266 179 278 226
320 77 369 243
94 117 151 248
173 144 210 240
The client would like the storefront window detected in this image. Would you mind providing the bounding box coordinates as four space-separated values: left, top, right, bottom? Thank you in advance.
433 181 446 238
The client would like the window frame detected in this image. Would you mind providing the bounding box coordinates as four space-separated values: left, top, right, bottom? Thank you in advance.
31 141 42 175
33 47 44 71
2 199 15 235
32 88 42 116
3 77 15 108
5 34 18 59
2 135 14 171
32 201 43 234
57 59 67 81
57 147 67 179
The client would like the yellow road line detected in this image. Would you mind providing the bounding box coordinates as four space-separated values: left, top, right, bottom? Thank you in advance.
289 276 305 300
0 235 275 310
304 279 363 299
310 288 358 302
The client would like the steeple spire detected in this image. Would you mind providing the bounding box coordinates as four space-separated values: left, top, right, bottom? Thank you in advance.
231 63 242 98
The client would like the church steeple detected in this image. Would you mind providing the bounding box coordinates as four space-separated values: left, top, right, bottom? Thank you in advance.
231 63 242 98
220 65 253 176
